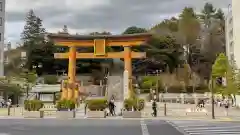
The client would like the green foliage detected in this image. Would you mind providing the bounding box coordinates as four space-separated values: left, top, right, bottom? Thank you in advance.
20 72 37 83
0 78 23 97
179 7 200 44
140 76 163 91
43 75 58 84
151 17 179 32
122 26 147 34
212 53 228 78
218 63 240 95
24 100 44 111
86 99 107 111
137 99 145 111
21 10 46 70
211 54 240 95
56 99 76 111
124 98 145 111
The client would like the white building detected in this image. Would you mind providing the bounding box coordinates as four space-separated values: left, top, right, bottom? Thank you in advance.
0 0 5 77
226 1 240 68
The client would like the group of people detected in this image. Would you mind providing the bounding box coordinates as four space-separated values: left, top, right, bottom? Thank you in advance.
0 98 12 108
196 99 205 108
216 98 230 116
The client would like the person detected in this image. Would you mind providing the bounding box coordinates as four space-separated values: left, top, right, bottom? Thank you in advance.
224 99 230 116
111 98 116 116
108 100 114 116
151 100 157 117
84 102 88 115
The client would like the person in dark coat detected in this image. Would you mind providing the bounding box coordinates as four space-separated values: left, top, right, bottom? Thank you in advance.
152 100 157 117
108 100 115 116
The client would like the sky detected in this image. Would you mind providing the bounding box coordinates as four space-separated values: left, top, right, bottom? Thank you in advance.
5 0 231 47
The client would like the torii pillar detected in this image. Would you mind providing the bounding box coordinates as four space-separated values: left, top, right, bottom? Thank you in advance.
124 45 133 98
67 46 77 100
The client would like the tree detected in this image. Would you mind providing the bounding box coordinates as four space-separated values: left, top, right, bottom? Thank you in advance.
151 17 179 32
211 53 229 95
21 9 46 70
122 26 147 34
145 35 183 73
122 26 182 74
199 3 216 28
179 7 200 45
212 53 228 78
89 31 112 35
193 3 226 82
20 71 38 83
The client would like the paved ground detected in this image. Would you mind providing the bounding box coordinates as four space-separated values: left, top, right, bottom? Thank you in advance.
0 119 183 135
169 120 240 135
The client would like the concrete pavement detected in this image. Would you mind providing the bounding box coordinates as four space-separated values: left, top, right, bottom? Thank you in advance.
0 119 183 135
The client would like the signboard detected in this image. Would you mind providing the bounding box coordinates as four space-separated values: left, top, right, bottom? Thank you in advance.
123 70 129 100
222 77 227 86
94 39 106 56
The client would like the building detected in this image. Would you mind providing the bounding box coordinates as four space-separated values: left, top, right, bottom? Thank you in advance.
226 0 240 68
0 0 5 77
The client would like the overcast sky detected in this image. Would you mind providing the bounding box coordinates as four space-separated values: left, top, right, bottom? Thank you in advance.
5 0 231 46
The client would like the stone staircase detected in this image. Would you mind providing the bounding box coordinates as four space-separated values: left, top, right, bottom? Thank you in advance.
106 76 123 101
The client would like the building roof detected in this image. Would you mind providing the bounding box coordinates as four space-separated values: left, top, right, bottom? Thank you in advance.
47 33 152 41
31 84 61 93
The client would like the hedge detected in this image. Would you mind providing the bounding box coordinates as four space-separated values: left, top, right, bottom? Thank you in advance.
24 100 44 111
124 98 145 111
56 99 75 111
86 99 107 111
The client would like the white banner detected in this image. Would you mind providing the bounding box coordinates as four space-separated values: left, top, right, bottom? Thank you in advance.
123 70 129 100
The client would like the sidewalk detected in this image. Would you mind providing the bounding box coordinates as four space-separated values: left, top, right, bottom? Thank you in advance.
0 115 238 122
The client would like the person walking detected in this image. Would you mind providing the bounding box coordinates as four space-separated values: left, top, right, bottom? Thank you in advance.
151 100 157 117
84 102 88 115
108 100 115 116
111 98 116 116
224 99 230 116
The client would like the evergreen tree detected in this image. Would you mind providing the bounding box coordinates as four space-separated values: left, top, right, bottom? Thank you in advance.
21 9 46 70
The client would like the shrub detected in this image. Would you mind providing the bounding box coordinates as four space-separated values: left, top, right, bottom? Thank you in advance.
44 75 58 84
124 98 135 111
87 99 107 111
124 98 145 111
24 100 44 111
56 99 75 111
138 98 145 111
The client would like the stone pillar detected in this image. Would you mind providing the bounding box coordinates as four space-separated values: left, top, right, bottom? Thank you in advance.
180 93 185 104
67 46 76 100
124 46 132 98
193 93 198 104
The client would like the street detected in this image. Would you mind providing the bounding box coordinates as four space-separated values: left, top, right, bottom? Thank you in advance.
0 119 183 135
170 120 240 134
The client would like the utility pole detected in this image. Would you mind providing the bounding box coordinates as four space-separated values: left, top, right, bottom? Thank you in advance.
210 32 215 119
210 77 215 119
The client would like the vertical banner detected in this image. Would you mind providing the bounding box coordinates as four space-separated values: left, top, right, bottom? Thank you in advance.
123 70 129 100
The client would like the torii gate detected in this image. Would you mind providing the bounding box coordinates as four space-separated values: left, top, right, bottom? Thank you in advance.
47 33 151 101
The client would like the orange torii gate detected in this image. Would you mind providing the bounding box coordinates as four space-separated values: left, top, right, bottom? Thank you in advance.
47 33 151 101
